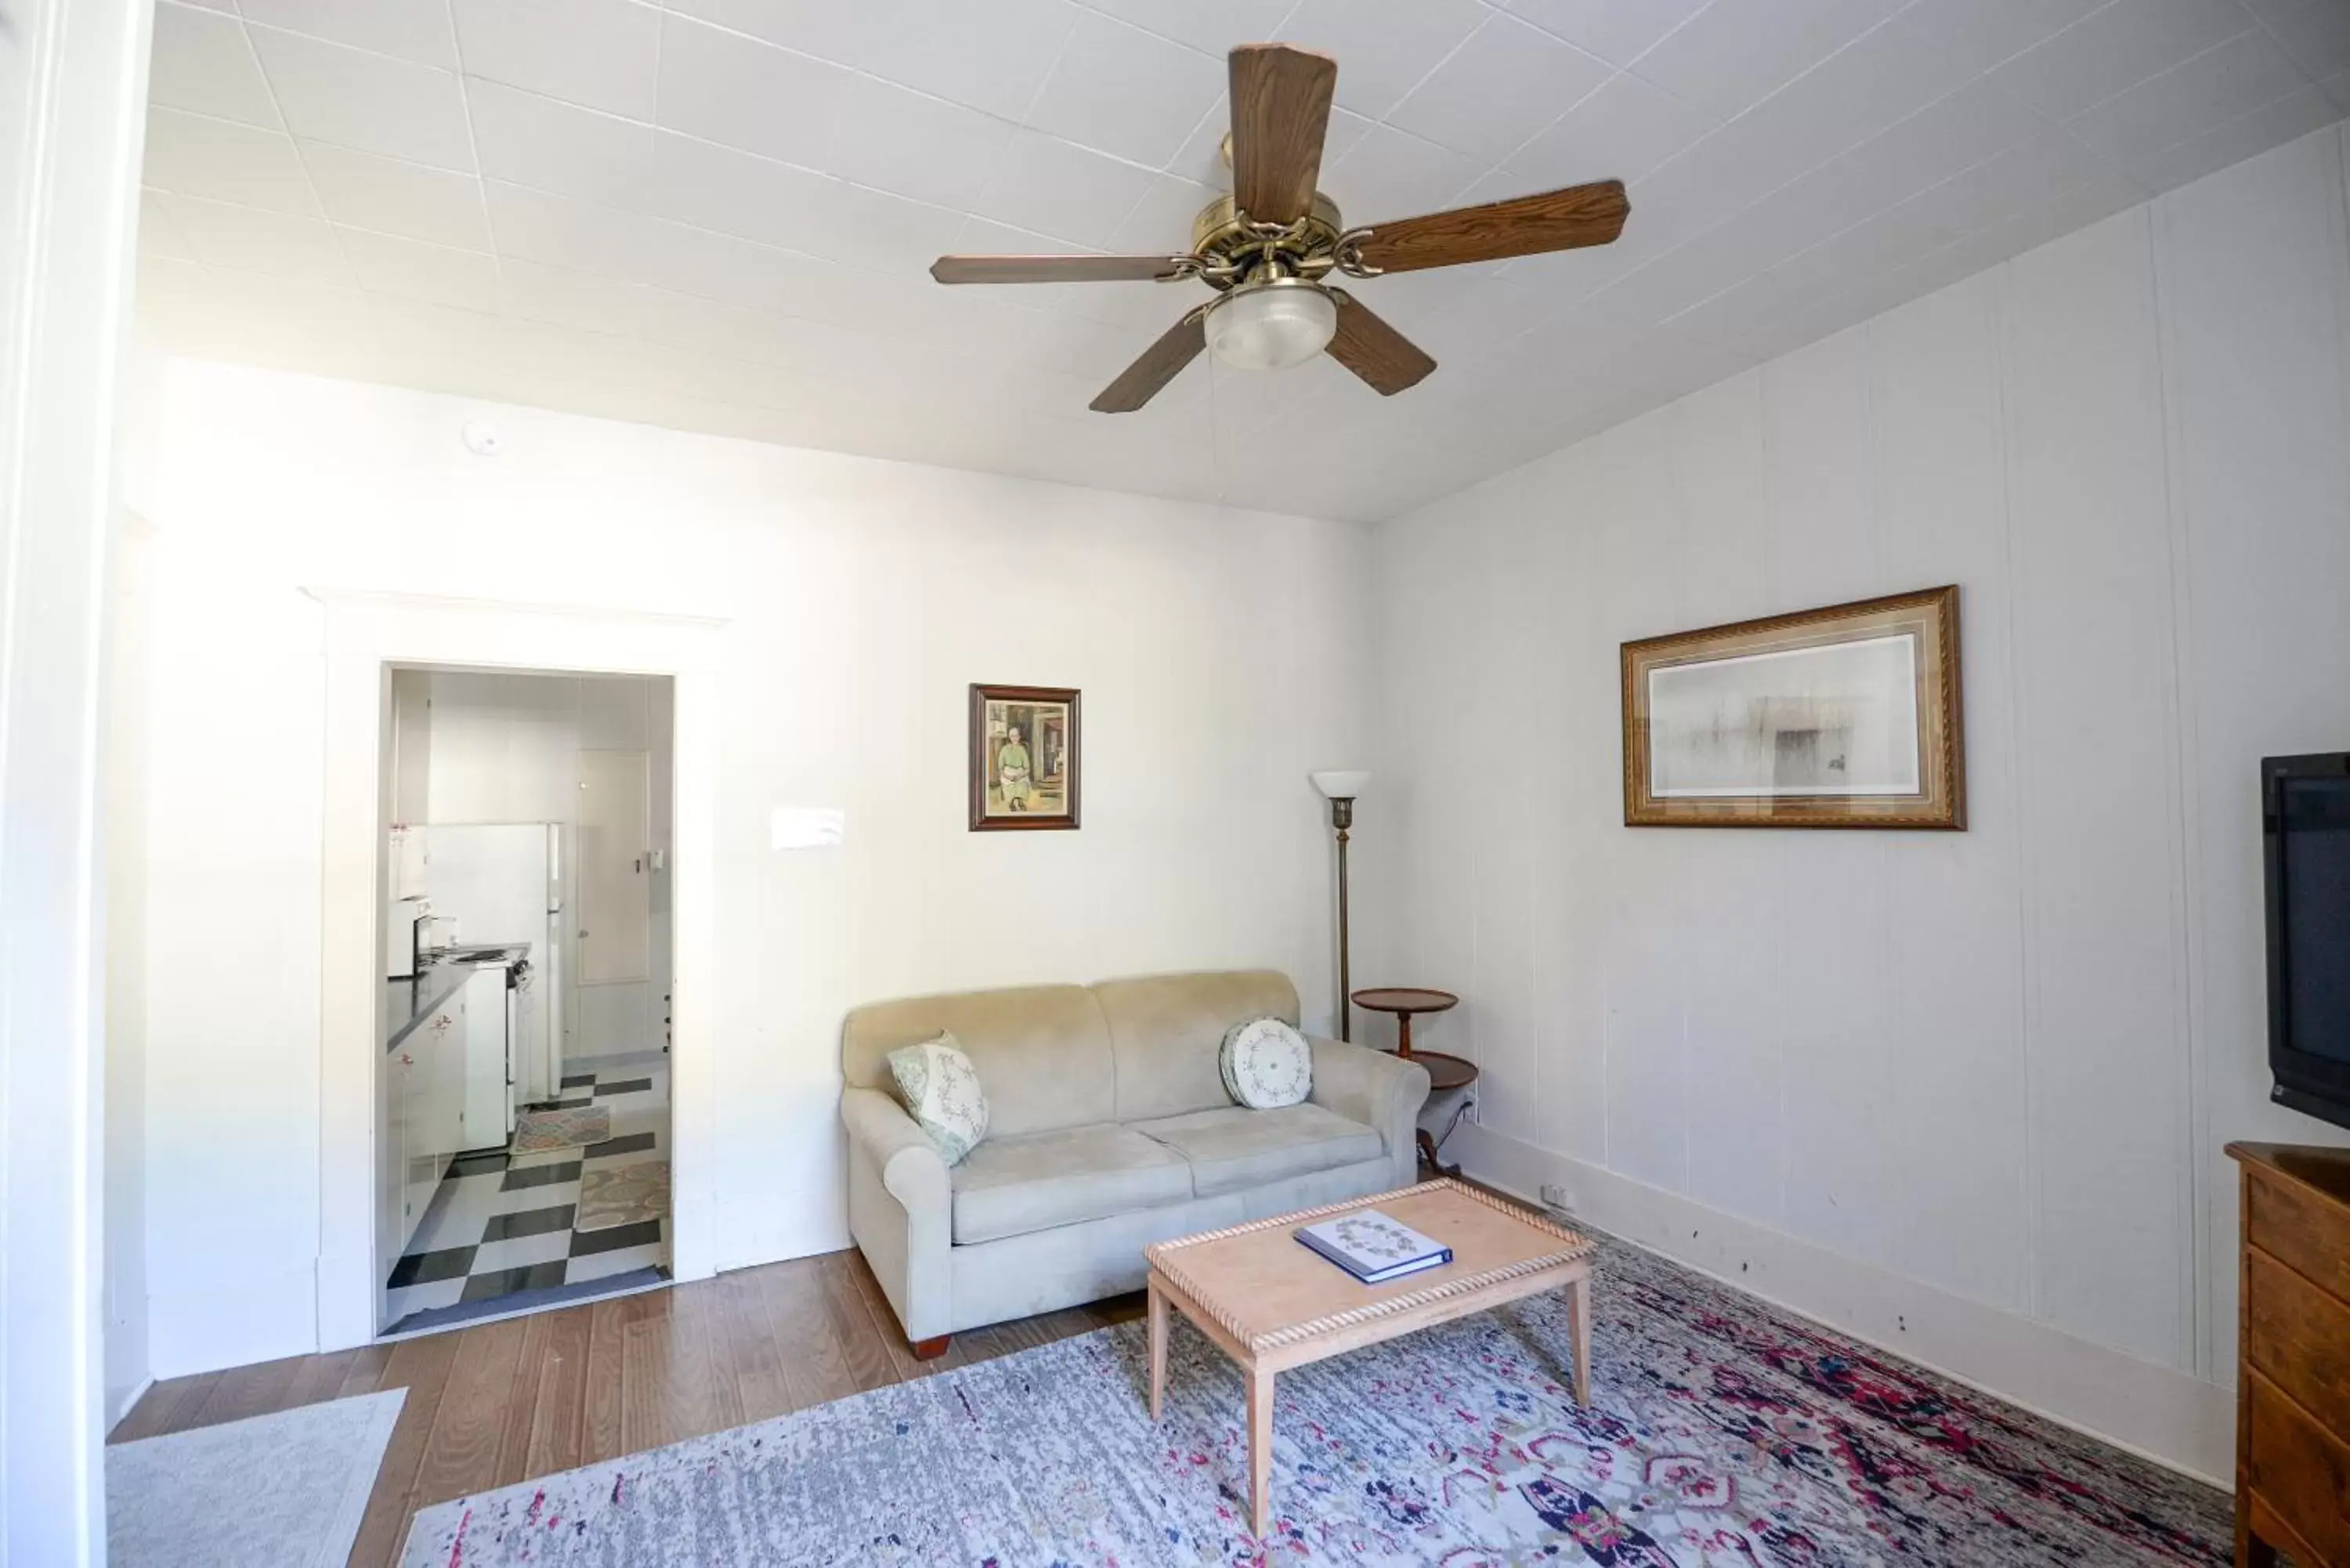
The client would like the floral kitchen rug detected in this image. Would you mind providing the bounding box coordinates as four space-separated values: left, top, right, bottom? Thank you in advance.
509 1104 610 1155
575 1159 668 1233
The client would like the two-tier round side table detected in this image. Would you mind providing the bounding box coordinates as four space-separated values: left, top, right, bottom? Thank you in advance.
1349 987 1477 1177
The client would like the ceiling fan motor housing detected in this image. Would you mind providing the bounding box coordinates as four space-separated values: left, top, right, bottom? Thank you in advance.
1189 191 1348 290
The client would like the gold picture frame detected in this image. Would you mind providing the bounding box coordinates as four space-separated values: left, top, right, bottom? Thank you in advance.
969 684 1080 831
1622 585 1965 829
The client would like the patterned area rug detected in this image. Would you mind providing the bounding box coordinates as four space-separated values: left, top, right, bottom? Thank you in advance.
401 1235 2228 1566
510 1104 609 1154
575 1159 669 1232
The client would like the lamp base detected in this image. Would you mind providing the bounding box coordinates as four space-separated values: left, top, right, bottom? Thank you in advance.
1332 807 1353 1042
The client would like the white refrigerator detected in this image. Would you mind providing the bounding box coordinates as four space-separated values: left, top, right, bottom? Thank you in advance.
424 823 567 1107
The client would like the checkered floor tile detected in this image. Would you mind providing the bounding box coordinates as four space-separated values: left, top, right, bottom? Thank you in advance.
385 1054 670 1331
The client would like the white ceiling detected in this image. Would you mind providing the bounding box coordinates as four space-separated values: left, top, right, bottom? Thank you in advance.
135 0 2350 522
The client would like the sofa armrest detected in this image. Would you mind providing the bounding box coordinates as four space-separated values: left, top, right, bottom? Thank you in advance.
840 1086 953 1342
1307 1035 1431 1188
841 1085 950 1211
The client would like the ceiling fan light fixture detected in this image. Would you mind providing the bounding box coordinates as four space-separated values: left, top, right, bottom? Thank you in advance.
1204 276 1337 371
927 44 1630 410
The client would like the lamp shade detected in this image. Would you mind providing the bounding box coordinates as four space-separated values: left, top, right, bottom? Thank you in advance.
1311 770 1369 800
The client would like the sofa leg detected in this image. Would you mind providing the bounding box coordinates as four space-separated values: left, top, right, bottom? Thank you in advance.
910 1335 952 1360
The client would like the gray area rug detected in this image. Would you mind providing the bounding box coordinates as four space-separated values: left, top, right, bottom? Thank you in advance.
109 1387 405 1568
400 1235 2227 1566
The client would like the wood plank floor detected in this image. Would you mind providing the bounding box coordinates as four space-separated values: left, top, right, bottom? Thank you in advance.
110 1250 1146 1568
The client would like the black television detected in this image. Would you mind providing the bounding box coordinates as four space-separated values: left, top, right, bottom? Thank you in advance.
2265 752 2350 1131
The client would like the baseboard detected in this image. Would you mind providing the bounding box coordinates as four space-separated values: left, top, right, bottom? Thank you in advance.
149 1266 320 1379
1452 1122 2235 1486
563 1049 667 1073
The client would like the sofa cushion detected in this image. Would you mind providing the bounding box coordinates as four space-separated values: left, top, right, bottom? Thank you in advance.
1129 1102 1384 1198
887 1033 989 1165
1220 1017 1312 1109
949 1122 1193 1245
1096 970 1301 1123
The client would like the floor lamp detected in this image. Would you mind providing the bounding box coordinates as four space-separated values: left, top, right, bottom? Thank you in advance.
1311 771 1368 1041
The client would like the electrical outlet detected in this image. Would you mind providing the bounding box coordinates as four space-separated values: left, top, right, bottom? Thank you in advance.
1538 1183 1571 1211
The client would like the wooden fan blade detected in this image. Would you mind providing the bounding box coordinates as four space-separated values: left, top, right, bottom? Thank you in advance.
1229 43 1337 226
1326 290 1436 396
931 254 1194 284
1352 181 1629 273
1090 311 1206 413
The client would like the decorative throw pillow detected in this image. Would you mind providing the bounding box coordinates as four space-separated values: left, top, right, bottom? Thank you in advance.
887 1032 989 1165
1220 1017 1313 1109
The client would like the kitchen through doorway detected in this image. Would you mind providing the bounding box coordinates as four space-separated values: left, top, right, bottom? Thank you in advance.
378 667 676 1335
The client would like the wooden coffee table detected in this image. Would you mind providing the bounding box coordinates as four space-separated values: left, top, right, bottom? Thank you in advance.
1144 1180 1595 1537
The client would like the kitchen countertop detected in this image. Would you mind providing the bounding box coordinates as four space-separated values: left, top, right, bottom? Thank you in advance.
383 945 527 1054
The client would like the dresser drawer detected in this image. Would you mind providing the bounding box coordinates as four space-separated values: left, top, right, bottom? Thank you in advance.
2247 1372 2350 1568
2248 1248 2350 1451
2247 1165 2350 1303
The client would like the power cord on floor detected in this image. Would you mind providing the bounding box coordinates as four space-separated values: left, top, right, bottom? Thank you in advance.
1427 1086 1476 1165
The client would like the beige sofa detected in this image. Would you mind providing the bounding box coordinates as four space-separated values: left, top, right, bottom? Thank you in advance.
840 970 1431 1354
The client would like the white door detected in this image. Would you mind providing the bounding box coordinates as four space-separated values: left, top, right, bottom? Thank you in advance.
434 991 468 1159
459 967 508 1151
575 750 650 1055
539 831 566 1092
392 1040 428 1256
403 997 464 1246
381 1043 411 1277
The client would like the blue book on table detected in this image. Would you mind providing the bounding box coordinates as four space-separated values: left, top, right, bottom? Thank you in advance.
1294 1208 1453 1284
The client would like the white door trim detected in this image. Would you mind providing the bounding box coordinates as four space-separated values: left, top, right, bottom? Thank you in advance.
307 588 725 1349
1 0 151 1551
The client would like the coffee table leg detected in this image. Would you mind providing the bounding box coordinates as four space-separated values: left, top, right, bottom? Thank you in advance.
1247 1366 1274 1537
1147 1279 1168 1422
1568 1273 1592 1406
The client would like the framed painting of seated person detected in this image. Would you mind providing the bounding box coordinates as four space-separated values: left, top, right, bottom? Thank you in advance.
970 683 1081 831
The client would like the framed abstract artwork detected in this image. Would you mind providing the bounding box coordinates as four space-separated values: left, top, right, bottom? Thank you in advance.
1622 585 1965 829
969 684 1080 831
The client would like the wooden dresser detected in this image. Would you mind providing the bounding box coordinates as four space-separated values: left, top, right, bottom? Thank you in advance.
2228 1142 2350 1568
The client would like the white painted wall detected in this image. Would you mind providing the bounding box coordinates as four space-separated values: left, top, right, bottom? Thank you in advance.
1369 125 2350 1480
129 363 1374 1375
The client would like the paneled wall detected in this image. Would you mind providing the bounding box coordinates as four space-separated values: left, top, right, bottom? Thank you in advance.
1370 125 2350 1474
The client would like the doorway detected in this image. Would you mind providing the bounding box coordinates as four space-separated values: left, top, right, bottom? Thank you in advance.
377 668 678 1335
312 590 720 1357
371 667 682 1335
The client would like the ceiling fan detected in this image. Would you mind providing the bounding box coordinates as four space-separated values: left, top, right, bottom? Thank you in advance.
931 42 1629 414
